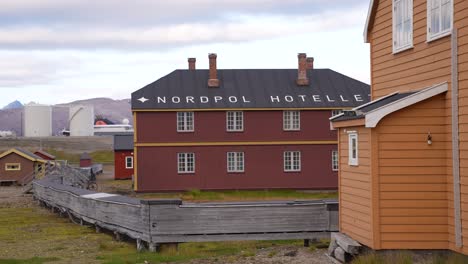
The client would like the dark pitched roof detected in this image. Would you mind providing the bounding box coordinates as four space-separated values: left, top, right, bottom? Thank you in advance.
34 150 56 160
80 152 91 160
132 69 370 110
14 148 43 160
330 91 417 122
114 134 134 151
0 147 44 161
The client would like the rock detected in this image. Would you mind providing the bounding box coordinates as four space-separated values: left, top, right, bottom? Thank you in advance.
332 232 361 255
328 239 338 257
284 250 298 257
334 247 346 263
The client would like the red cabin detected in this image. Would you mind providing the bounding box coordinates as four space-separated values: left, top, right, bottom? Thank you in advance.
113 134 134 180
131 53 370 192
34 150 56 161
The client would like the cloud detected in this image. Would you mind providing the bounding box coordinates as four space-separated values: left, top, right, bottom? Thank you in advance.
0 4 367 50
0 53 81 87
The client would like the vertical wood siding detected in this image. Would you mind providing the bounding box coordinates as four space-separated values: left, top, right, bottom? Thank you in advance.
339 127 374 247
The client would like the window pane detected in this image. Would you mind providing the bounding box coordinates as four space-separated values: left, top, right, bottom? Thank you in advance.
441 1 450 31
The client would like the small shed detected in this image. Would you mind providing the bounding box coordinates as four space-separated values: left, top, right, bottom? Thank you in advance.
79 152 92 167
0 148 46 185
113 134 134 180
34 150 56 161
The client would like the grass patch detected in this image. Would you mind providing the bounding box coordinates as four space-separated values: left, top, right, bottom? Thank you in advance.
137 189 337 202
44 149 113 163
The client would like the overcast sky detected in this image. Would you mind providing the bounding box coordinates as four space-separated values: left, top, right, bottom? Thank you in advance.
0 0 371 107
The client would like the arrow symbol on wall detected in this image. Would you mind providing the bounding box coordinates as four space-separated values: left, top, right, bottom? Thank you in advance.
138 97 149 103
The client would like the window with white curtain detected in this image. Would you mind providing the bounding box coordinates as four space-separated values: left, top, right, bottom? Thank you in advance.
393 0 413 53
427 0 452 41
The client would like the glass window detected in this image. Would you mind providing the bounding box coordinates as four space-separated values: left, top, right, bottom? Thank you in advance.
393 0 413 53
226 111 244 131
178 153 195 173
284 151 301 172
348 133 359 166
5 163 21 171
427 0 452 41
177 112 194 132
125 156 133 169
227 152 244 172
283 111 300 131
332 150 339 171
331 110 343 117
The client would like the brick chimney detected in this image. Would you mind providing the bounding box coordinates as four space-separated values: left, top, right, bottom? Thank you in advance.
306 57 314 70
296 53 309 86
208 53 219 87
188 58 196 70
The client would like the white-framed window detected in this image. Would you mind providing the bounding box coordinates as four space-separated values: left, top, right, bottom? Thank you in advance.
178 153 195 173
427 0 453 42
226 111 244 132
332 150 339 171
284 151 301 172
331 110 343 117
283 111 300 131
227 152 244 172
5 163 21 171
393 0 413 53
177 112 194 132
348 133 358 166
125 156 133 169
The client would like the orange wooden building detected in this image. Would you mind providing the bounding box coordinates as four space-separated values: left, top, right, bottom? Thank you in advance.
331 0 468 254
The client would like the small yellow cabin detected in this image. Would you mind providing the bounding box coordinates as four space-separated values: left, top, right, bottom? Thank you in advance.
331 0 468 255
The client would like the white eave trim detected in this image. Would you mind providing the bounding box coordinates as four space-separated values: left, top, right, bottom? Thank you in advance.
365 82 448 128
363 0 376 43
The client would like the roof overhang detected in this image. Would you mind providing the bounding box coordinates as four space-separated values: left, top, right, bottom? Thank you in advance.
364 0 377 43
331 117 365 129
0 148 46 163
365 82 448 127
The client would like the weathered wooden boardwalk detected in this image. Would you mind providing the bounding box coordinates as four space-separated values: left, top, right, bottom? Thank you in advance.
33 179 338 251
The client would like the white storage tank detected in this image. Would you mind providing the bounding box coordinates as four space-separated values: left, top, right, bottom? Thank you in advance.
69 105 94 136
23 103 52 137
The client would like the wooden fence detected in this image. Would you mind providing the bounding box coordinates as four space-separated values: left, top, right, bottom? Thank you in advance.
33 179 338 251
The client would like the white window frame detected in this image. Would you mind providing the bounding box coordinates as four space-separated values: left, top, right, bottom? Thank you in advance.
125 156 133 169
177 112 194 132
177 153 195 174
226 111 244 132
332 150 339 171
392 0 413 53
5 163 21 171
427 0 453 42
348 133 359 166
331 110 343 117
227 152 245 173
284 151 301 172
283 111 300 131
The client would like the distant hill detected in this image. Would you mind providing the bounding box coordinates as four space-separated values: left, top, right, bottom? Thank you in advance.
2 100 23 110
0 97 132 136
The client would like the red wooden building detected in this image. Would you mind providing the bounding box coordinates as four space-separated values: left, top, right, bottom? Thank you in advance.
113 134 134 180
131 53 370 192
34 150 56 161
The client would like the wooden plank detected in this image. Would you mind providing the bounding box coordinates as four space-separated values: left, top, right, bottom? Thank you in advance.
379 200 448 208
380 225 448 233
380 241 449 249
381 233 448 241
380 216 448 225
380 208 448 217
380 175 448 184
380 191 447 200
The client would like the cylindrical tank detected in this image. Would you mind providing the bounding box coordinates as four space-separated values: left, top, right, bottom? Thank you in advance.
69 105 94 136
23 103 52 137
